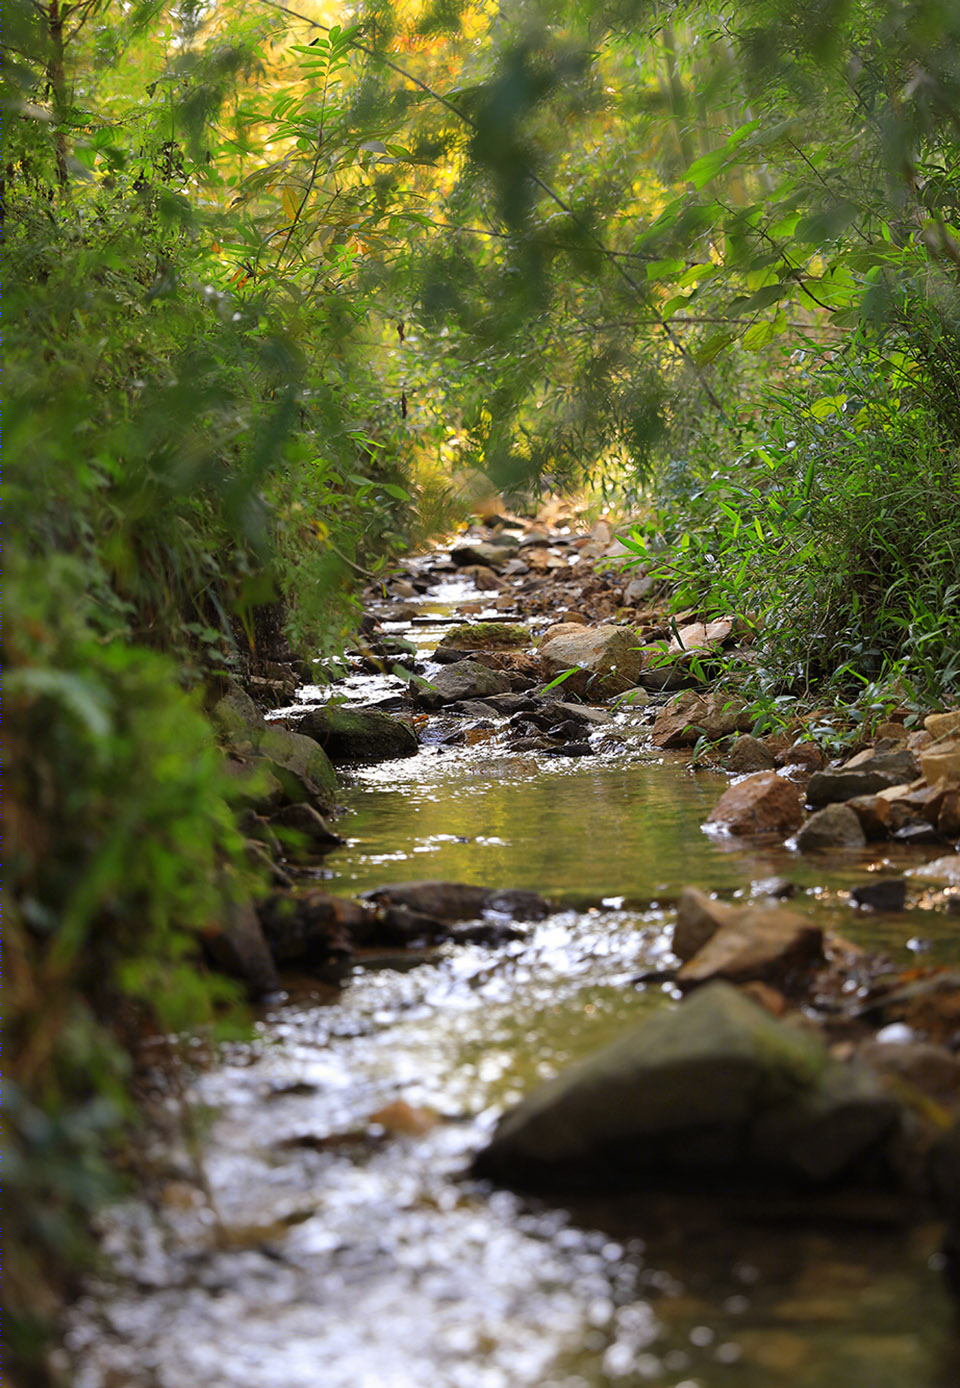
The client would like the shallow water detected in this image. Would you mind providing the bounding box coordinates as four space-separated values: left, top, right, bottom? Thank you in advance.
68 585 960 1388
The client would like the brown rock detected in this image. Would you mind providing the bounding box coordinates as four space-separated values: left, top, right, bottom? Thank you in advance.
938 787 960 838
777 741 824 773
856 1040 960 1103
677 907 824 991
925 710 960 740
921 742 960 785
368 1100 440 1136
738 981 789 1016
672 887 737 962
707 771 805 836
652 689 749 748
537 622 590 647
795 803 867 851
876 721 909 742
462 565 508 590
538 625 644 698
847 794 895 840
726 734 777 773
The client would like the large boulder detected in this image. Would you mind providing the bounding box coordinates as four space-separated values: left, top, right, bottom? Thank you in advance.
473 983 906 1193
212 686 338 809
706 771 805 836
291 705 418 764
257 724 339 802
539 625 644 698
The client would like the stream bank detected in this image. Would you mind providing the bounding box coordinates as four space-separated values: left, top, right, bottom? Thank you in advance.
67 511 960 1388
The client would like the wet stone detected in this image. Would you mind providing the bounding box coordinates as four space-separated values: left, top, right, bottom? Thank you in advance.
794 804 867 852
414 660 513 708
707 771 805 837
850 879 908 912
291 705 418 765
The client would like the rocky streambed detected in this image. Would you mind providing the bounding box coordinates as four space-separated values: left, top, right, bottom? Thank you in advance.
67 512 960 1388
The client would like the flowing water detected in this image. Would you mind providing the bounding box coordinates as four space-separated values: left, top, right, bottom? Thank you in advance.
67 581 960 1388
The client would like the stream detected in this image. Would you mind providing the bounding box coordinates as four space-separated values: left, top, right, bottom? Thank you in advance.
68 573 960 1388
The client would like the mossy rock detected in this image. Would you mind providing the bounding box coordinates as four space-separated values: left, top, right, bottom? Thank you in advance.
294 705 419 764
257 724 338 800
438 622 529 652
474 982 908 1193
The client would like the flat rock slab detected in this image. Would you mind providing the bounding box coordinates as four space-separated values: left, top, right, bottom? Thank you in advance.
807 748 920 808
539 625 644 698
291 705 418 765
416 661 514 708
707 771 805 836
450 540 519 569
473 982 905 1193
437 622 529 652
363 880 553 922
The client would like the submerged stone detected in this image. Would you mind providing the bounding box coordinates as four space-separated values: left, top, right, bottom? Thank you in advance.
363 880 553 922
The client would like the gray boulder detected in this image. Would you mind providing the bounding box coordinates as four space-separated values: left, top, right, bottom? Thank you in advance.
473 983 904 1193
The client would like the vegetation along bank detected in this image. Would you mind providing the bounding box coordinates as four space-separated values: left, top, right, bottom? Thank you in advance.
5 0 960 1378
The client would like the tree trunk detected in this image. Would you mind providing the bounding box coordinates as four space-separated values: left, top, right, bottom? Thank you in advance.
46 0 69 189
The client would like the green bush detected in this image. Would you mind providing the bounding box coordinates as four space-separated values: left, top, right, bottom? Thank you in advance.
628 334 960 712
